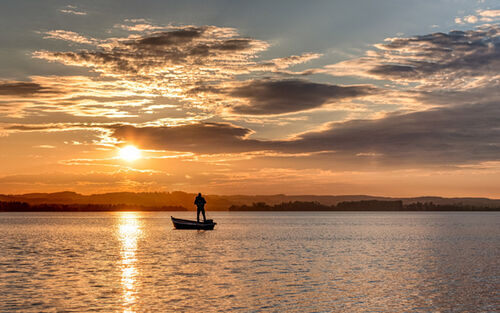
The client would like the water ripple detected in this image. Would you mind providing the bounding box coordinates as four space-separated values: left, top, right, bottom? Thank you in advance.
0 211 498 312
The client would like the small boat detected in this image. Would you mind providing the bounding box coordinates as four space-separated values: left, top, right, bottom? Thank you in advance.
171 216 216 230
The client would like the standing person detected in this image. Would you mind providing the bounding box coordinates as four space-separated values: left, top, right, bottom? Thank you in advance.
194 193 207 223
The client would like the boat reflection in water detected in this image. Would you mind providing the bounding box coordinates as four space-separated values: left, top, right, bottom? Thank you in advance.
118 212 142 313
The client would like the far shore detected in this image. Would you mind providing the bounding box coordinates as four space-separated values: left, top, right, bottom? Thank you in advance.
1 200 499 212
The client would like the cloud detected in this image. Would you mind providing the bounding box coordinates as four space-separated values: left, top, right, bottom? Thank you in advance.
109 122 275 153
6 125 59 131
114 19 166 32
284 101 500 165
269 53 322 68
0 170 176 194
456 9 500 24
0 76 156 118
33 145 56 149
0 80 63 116
455 15 478 24
323 25 500 89
43 30 96 45
478 9 500 20
34 26 269 79
251 52 322 71
59 5 87 16
0 81 53 96
22 24 500 169
228 79 375 115
4 123 92 131
32 24 329 115
107 101 500 166
415 80 500 106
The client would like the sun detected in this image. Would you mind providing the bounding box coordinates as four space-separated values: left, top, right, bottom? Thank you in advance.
119 145 141 162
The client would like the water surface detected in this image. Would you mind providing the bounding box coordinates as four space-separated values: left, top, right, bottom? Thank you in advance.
0 211 498 312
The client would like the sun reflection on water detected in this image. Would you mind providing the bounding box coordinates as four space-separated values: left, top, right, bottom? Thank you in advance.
118 212 142 313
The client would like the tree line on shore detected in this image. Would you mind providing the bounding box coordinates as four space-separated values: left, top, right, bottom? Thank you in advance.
0 201 186 212
2 199 499 212
228 200 500 211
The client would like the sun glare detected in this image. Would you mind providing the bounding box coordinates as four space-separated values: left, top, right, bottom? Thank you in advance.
119 145 141 162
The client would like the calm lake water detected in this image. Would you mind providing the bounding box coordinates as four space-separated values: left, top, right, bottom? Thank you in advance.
0 211 498 312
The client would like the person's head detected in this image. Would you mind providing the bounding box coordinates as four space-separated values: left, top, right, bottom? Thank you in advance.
198 193 201 196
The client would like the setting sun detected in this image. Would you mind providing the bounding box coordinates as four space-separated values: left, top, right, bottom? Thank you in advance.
119 145 141 162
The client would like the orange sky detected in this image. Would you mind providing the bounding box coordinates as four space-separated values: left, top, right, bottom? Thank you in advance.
1 2 500 197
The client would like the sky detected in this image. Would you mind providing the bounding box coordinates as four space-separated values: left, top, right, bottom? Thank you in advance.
1 0 500 197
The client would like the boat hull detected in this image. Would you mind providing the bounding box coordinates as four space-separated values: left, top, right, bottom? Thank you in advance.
171 217 216 230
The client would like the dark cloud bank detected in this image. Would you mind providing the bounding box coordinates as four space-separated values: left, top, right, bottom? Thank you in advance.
111 101 500 165
0 82 52 96
36 26 267 76
111 122 271 154
342 26 500 82
229 80 374 115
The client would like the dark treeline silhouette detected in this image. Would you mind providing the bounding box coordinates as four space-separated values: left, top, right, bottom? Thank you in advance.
0 201 186 212
403 201 499 211
0 191 232 211
337 200 403 211
2 199 499 212
229 201 332 211
229 200 500 211
3 191 500 210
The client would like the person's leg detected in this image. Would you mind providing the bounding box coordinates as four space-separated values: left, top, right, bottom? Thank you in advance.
202 208 206 222
197 208 200 222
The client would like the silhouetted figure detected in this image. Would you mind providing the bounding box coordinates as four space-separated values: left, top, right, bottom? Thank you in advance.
194 193 207 223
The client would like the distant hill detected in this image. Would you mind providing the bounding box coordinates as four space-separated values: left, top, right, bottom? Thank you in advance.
1 191 500 210
224 194 500 208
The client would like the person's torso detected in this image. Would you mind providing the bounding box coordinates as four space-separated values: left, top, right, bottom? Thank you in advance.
195 196 206 205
